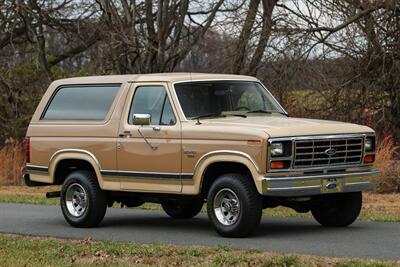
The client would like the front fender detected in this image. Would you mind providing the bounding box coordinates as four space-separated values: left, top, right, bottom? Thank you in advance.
192 150 264 194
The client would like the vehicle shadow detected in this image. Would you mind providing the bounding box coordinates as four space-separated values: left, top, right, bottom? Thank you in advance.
99 211 367 238
256 220 365 238
101 214 211 231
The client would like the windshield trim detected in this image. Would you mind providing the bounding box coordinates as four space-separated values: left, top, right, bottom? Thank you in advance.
171 79 288 121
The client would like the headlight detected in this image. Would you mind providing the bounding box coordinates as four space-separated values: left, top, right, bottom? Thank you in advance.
364 137 375 152
271 142 284 156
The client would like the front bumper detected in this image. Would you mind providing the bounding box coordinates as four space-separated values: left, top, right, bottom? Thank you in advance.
262 169 380 197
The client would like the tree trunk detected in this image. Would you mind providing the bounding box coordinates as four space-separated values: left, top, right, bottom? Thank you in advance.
246 0 276 76
231 0 260 74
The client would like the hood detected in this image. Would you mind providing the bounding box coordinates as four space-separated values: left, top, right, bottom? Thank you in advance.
198 115 373 138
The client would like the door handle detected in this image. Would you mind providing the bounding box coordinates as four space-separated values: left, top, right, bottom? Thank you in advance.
119 131 132 138
152 126 161 132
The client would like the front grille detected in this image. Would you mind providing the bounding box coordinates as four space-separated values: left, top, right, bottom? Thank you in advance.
294 137 363 168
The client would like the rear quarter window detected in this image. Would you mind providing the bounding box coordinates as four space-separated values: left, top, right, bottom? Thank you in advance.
42 84 120 120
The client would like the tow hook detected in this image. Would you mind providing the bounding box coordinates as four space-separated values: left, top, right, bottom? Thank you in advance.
46 191 61 198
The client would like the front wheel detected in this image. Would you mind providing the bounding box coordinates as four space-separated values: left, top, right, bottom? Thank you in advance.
311 192 362 227
60 170 107 227
207 173 262 237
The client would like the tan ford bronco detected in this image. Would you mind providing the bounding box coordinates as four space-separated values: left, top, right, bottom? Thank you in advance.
24 73 379 237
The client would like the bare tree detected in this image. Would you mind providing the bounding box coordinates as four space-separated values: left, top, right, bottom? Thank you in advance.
96 0 226 73
0 0 399 144
0 0 101 143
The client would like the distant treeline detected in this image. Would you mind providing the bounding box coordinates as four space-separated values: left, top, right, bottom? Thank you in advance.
0 0 399 145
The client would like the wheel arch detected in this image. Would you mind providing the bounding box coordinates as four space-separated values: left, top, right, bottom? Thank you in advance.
193 150 263 195
49 149 104 188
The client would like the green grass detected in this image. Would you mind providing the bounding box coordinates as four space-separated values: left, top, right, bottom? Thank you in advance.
357 211 400 222
1 194 399 222
0 234 397 266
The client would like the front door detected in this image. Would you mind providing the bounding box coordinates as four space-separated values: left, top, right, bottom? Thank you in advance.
117 83 182 193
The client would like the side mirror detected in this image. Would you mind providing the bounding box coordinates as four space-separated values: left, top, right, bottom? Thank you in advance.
132 114 151 125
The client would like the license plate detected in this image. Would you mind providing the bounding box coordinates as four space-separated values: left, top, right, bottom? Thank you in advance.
321 178 342 193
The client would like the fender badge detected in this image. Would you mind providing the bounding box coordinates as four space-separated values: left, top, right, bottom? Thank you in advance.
184 150 197 158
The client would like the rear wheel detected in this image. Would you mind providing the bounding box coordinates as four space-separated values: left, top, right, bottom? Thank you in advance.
311 192 362 227
60 170 107 227
161 201 203 219
207 173 262 237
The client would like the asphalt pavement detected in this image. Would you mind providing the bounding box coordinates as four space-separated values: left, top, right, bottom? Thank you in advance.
0 203 399 260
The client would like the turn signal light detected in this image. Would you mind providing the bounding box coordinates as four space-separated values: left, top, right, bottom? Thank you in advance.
247 140 262 145
364 155 375 164
270 161 285 169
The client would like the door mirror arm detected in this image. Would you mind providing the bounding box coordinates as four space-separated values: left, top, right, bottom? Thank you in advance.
131 113 158 150
137 127 158 151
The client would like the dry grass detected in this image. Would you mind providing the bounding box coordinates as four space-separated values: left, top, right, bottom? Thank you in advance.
0 185 57 196
374 137 400 193
0 141 24 186
362 192 400 216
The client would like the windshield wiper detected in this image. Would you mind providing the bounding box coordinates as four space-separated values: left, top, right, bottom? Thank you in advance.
246 109 289 117
190 113 226 124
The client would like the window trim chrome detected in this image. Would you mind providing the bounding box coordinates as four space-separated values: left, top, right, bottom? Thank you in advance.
267 133 376 173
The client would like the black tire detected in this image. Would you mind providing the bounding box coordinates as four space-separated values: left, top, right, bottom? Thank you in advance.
207 173 262 237
311 192 362 227
60 170 107 227
161 201 203 219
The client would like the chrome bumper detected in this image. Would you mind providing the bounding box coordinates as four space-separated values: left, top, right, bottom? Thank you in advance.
22 173 49 187
262 169 380 197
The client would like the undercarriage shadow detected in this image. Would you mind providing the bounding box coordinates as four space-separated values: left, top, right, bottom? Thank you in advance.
99 210 366 238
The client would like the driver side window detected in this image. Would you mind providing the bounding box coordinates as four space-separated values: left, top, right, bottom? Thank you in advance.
128 86 176 125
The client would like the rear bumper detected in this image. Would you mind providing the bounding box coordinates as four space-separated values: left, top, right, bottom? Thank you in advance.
23 173 49 187
262 169 379 197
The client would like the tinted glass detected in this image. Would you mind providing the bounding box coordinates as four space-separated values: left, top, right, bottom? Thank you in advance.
160 97 176 125
43 85 119 120
174 81 283 118
129 86 176 125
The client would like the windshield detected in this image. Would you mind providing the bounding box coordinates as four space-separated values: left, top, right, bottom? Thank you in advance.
174 81 285 119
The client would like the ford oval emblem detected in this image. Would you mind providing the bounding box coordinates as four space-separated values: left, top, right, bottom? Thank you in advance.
326 183 337 189
325 148 337 156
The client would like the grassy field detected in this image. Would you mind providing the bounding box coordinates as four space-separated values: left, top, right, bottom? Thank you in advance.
1 186 399 222
0 233 398 267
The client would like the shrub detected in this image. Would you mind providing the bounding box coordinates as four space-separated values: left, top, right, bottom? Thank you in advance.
0 140 24 186
373 137 400 193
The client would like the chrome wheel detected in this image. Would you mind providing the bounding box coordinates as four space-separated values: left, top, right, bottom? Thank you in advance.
65 183 87 217
213 188 240 226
